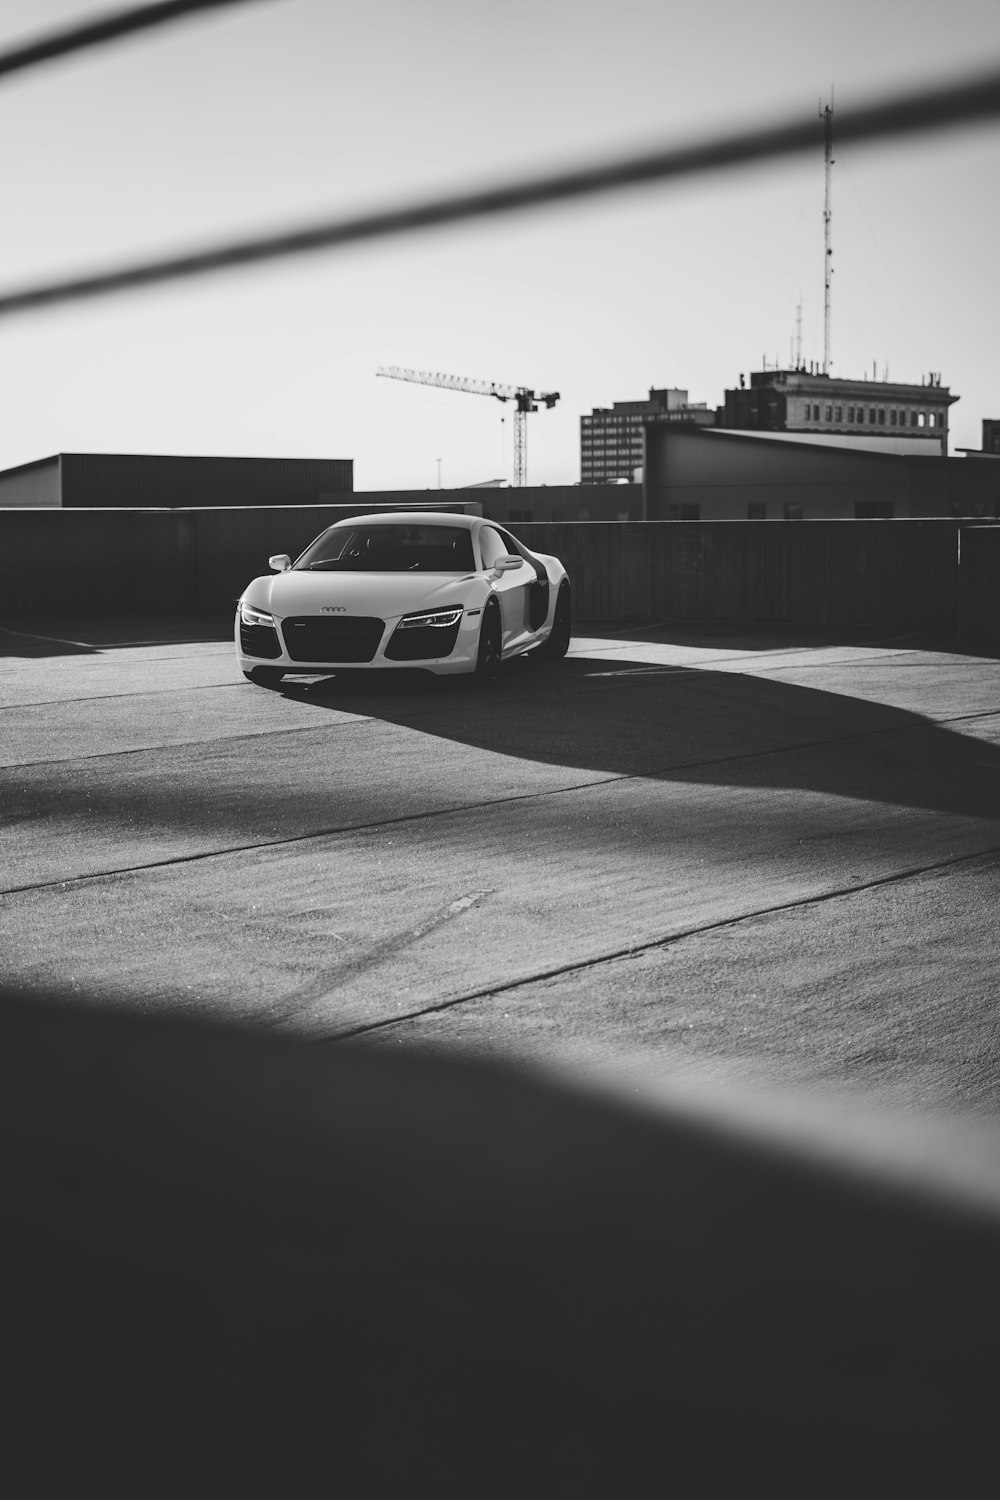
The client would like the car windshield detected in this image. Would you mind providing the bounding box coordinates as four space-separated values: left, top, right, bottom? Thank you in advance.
295 524 476 573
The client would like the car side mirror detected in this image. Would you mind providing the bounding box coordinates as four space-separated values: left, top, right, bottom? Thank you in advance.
268 554 291 572
493 555 523 574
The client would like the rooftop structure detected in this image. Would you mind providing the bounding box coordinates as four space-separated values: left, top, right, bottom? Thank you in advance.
720 369 957 457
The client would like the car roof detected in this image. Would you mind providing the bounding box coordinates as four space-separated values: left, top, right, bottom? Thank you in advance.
328 511 481 530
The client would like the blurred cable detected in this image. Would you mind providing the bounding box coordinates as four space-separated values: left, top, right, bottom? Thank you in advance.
0 0 273 80
0 63 997 318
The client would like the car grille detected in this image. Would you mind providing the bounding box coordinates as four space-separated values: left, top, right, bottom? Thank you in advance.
240 621 282 659
384 621 462 661
281 615 385 663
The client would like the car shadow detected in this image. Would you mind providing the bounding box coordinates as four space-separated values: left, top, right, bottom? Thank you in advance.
5 625 998 860
275 634 1000 824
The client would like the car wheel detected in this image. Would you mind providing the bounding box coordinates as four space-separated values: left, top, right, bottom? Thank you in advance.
243 667 285 688
534 585 571 661
471 602 502 686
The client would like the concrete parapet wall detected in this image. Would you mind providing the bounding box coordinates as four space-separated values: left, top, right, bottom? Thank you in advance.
513 519 973 633
0 505 353 616
0 508 996 640
958 524 1000 640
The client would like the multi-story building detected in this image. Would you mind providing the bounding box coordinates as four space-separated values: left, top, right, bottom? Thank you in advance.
720 368 957 457
580 387 713 484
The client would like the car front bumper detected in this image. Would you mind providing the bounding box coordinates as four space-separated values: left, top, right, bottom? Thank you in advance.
235 607 484 676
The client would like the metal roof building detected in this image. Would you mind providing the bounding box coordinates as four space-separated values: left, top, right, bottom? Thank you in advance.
0 453 353 509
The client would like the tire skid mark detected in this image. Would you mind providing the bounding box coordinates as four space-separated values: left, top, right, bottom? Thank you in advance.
268 890 492 1017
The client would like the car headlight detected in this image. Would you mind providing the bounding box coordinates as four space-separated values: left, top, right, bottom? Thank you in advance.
395 607 464 629
240 602 275 627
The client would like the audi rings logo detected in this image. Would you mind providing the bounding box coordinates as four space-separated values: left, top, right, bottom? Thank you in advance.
320 606 347 613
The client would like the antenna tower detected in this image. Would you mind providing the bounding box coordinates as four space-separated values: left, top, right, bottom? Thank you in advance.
820 92 834 375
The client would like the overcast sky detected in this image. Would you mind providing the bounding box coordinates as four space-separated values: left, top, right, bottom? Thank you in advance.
0 0 997 489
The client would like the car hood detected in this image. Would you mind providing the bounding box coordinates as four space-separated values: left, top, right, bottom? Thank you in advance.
245 570 477 621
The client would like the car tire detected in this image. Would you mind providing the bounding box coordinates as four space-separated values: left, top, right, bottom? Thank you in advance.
243 667 285 688
471 602 502 686
534 585 571 661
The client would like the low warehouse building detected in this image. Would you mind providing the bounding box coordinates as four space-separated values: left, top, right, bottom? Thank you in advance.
0 452 354 509
644 427 1000 521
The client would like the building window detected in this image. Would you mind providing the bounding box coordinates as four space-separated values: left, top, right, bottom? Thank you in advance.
869 409 876 424
784 504 804 521
747 503 767 520
824 405 832 421
878 409 886 425
918 412 926 427
835 406 842 422
814 404 821 421
890 410 897 426
928 413 936 428
911 411 918 427
847 406 855 422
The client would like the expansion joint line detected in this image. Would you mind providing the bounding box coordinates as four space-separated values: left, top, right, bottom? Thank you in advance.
0 775 615 898
330 842 1000 1044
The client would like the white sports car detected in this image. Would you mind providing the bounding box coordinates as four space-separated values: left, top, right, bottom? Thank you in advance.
236 512 571 687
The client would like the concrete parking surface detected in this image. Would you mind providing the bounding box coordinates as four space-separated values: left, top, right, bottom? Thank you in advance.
3 613 999 1132
5 611 1000 1495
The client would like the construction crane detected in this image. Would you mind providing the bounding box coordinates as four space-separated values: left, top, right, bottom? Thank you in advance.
377 366 559 488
